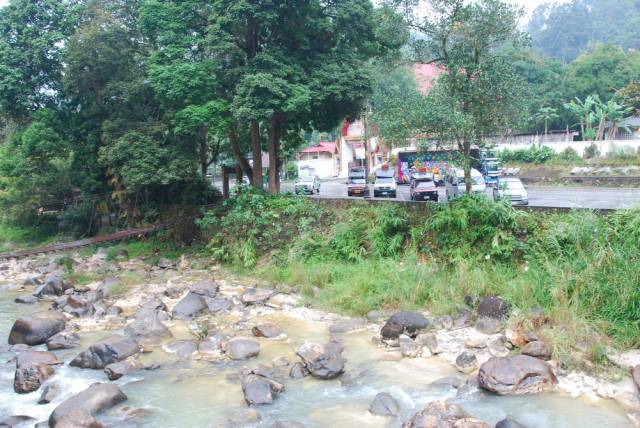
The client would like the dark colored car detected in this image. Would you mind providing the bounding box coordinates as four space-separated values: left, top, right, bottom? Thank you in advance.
411 178 439 202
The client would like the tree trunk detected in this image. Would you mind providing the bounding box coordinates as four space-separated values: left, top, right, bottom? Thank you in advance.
596 115 606 141
228 124 253 183
463 137 472 194
199 126 209 177
250 121 262 190
267 115 281 194
544 120 548 137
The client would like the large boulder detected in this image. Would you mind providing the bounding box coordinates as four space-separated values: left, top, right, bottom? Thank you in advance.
381 311 429 339
8 312 66 346
241 373 285 406
226 337 260 360
70 335 140 369
14 362 54 393
295 342 344 380
14 295 38 304
478 355 557 395
124 308 172 346
49 383 127 427
477 296 510 320
404 401 490 428
39 382 62 404
171 292 207 319
368 392 400 416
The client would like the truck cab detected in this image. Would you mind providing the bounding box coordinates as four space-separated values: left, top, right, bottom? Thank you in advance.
373 165 396 198
347 167 368 197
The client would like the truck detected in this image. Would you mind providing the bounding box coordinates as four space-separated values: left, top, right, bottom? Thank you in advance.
481 157 503 187
410 169 439 202
347 167 368 197
373 165 396 198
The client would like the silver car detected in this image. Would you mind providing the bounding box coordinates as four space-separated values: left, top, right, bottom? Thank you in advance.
493 177 528 205
295 175 321 195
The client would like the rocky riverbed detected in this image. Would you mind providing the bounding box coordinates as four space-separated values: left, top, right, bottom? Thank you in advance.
0 249 638 427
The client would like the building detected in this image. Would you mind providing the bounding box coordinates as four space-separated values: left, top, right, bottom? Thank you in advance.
296 142 338 178
606 116 640 140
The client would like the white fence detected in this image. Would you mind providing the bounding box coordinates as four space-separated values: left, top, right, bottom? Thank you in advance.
494 139 640 158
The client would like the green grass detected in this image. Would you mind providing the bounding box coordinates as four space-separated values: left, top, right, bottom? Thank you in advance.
207 193 640 366
0 224 63 253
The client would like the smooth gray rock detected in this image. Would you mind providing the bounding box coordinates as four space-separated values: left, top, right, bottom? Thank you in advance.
289 362 309 379
14 295 38 304
475 317 502 335
47 332 80 350
226 337 260 360
241 374 285 405
49 383 127 427
0 415 37 427
455 351 478 374
70 335 139 369
496 418 528 428
38 382 61 404
368 392 400 416
478 355 557 395
124 308 172 346
252 323 283 338
380 311 429 339
171 292 207 319
521 341 552 360
295 342 344 380
8 312 66 346
189 279 219 297
404 401 490 427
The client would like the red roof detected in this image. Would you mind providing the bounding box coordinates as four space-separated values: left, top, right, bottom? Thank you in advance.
300 142 336 154
413 63 446 94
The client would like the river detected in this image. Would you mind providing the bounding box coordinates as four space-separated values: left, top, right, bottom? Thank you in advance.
0 254 635 427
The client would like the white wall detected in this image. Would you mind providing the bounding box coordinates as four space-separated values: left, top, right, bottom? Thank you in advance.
494 140 640 158
297 159 335 178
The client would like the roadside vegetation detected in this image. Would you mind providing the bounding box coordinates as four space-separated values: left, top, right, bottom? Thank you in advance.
199 192 640 363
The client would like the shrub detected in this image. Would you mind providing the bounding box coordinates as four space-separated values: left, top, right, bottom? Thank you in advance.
559 147 580 161
583 143 601 159
498 146 557 164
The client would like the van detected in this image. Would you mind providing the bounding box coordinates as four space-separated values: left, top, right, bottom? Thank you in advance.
445 168 487 200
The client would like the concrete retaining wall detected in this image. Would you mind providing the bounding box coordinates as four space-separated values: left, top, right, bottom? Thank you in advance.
495 140 640 158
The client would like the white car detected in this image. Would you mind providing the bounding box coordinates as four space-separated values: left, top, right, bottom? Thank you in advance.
373 175 397 198
445 168 487 200
295 175 321 195
493 177 529 205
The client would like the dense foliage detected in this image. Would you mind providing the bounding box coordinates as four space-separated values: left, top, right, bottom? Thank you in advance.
0 0 402 234
202 193 640 348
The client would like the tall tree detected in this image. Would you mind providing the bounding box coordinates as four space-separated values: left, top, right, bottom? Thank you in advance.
0 0 78 122
387 0 526 192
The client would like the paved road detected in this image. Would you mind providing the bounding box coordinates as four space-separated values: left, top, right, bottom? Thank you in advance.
281 181 640 209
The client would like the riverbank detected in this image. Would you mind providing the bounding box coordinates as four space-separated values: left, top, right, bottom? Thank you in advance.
0 249 639 427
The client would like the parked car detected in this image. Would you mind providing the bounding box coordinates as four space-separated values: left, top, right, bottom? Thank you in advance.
373 166 396 198
493 177 528 205
410 172 439 202
295 175 321 195
347 167 368 197
445 168 487 200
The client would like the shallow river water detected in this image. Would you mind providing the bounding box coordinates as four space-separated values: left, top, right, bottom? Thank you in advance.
0 274 634 427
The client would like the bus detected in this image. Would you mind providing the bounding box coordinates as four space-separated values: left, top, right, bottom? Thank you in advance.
396 148 482 185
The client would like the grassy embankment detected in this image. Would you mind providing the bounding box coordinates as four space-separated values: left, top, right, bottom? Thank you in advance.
198 190 640 367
